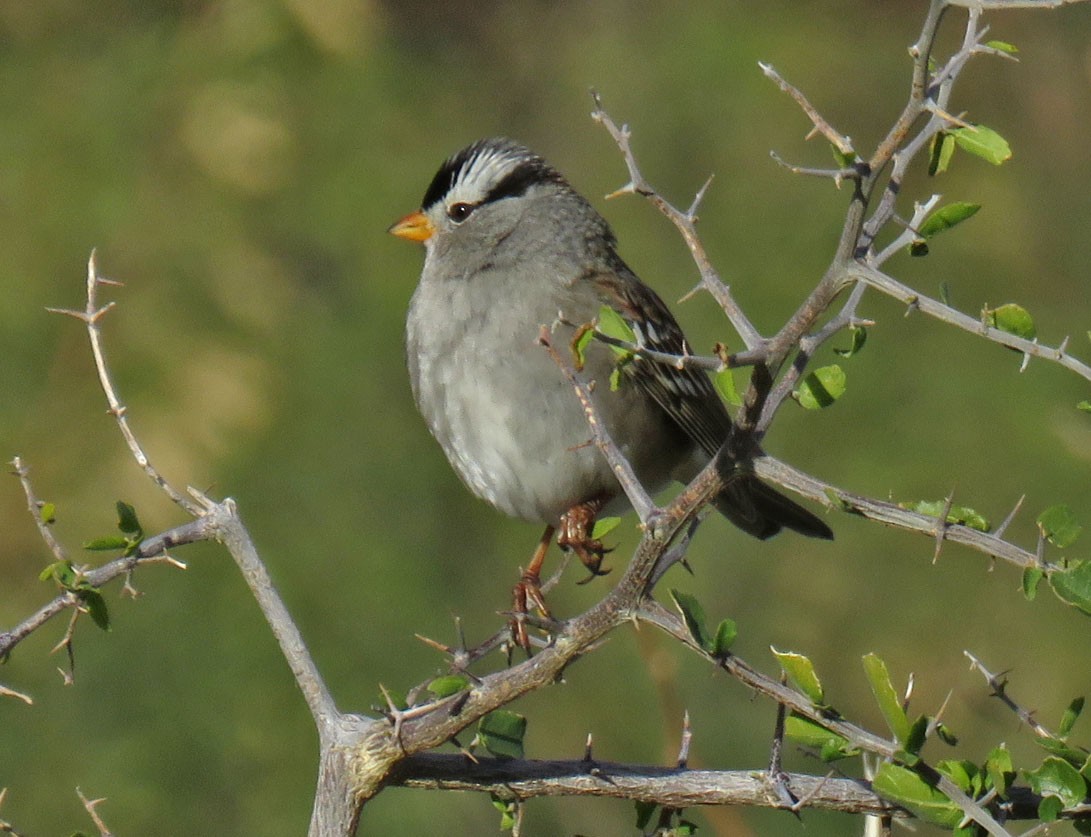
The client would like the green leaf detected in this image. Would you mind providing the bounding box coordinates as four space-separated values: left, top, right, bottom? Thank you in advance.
1037 505 1082 548
571 325 595 370
83 535 130 551
1039 794 1064 822
928 131 956 176
899 500 991 532
830 144 856 168
597 305 637 358
794 365 846 410
872 764 962 828
938 759 983 796
833 326 867 358
427 675 470 698
711 618 737 657
918 201 980 239
862 653 911 745
39 560 76 587
478 710 527 759
490 794 517 831
1078 400 1091 413
1022 567 1044 601
1059 697 1084 739
935 721 958 746
1037 734 1089 766
634 800 658 830
40 502 56 524
115 500 142 535
713 367 742 407
591 516 621 540
985 39 1018 54
950 124 1013 165
903 714 929 757
1050 561 1091 615
984 302 1037 342
772 647 824 705
986 745 1015 798
670 589 712 652
80 590 110 631
1025 756 1087 808
783 714 857 761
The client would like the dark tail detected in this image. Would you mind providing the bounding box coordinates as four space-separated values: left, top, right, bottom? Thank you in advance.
713 474 833 541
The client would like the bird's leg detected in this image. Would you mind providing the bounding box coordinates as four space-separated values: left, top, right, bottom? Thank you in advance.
511 525 555 650
557 494 614 582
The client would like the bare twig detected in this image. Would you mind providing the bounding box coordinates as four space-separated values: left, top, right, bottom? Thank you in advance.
46 252 201 515
76 788 113 837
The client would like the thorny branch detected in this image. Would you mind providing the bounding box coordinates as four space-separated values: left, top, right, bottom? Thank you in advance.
6 2 1091 835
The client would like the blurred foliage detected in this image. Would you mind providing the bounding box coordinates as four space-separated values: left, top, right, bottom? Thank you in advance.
1 1 1091 834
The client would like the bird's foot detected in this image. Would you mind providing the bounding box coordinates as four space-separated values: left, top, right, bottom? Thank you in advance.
558 497 614 583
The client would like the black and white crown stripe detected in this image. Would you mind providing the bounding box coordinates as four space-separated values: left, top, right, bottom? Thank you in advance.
420 138 566 213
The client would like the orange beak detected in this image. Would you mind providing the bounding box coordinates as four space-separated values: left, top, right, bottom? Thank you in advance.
388 210 435 242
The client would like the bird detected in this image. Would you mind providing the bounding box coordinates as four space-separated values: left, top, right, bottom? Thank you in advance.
389 137 831 640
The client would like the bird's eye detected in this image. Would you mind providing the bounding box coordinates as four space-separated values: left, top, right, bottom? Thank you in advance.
447 202 476 223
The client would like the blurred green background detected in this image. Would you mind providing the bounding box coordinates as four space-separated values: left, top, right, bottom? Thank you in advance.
2 1 1090 834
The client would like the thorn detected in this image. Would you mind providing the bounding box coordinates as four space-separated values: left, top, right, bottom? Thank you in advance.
677 711 692 768
415 633 452 655
993 494 1024 540
933 490 955 564
604 182 636 200
583 732 594 762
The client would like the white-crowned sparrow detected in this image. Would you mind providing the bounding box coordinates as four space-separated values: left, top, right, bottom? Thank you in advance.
390 138 831 627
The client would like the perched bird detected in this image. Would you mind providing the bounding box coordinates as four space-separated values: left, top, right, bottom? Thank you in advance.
389 138 831 634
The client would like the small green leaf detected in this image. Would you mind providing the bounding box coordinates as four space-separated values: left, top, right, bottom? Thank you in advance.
80 590 110 631
984 302 1037 342
1037 505 1082 548
986 745 1015 798
928 131 956 176
793 365 846 410
478 710 527 759
833 326 867 358
1023 566 1044 601
918 201 980 239
609 365 624 391
1049 561 1091 616
713 367 742 407
899 500 991 532
1025 756 1087 808
903 714 929 757
1059 697 1084 738
950 124 1013 165
634 800 658 830
572 325 595 370
935 721 958 746
490 794 517 831
39 560 76 587
862 653 911 745
597 305 637 358
938 759 982 795
711 618 737 658
115 500 142 535
674 820 698 836
428 675 470 698
830 144 856 168
670 589 711 651
1038 734 1089 766
40 502 56 524
783 713 857 761
591 516 621 540
1039 794 1064 822
1078 401 1091 413
772 647 824 705
872 764 962 828
823 487 853 512
985 39 1018 54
